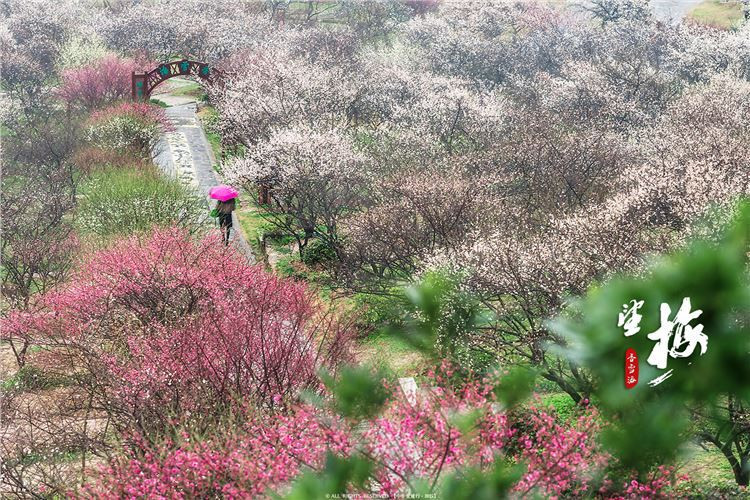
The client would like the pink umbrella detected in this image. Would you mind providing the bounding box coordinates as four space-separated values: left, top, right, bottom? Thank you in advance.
209 185 239 202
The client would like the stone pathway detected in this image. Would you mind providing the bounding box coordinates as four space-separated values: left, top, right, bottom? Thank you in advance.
649 0 704 23
152 79 255 262
576 0 704 23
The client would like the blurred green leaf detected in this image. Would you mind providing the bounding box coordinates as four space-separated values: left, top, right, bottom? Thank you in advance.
320 365 390 420
550 200 750 474
447 408 484 436
440 459 525 500
494 366 538 410
282 453 373 500
385 270 492 371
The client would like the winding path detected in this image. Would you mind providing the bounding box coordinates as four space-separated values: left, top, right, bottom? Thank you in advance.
576 0 704 22
151 79 255 262
649 0 704 22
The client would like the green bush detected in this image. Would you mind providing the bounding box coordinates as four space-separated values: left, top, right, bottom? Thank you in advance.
57 35 111 71
406 270 496 373
352 290 407 334
369 270 496 374
88 115 159 153
77 167 208 239
149 98 169 108
539 393 577 423
301 238 337 267
533 377 563 394
86 103 166 158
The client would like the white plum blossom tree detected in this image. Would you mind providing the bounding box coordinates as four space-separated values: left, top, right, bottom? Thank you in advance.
225 126 371 257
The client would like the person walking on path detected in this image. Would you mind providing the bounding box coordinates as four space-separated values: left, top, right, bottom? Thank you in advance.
209 185 239 247
216 198 236 246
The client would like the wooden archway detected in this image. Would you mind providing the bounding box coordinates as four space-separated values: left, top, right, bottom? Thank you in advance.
131 59 221 100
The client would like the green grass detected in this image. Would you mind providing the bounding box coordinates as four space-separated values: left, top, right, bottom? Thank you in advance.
677 443 746 496
5 448 85 467
205 131 223 171
171 81 203 98
276 254 309 280
235 205 274 261
356 332 427 377
351 291 408 334
76 166 207 239
149 98 169 108
196 105 223 171
1 365 71 392
234 201 320 274
538 392 577 422
688 0 745 29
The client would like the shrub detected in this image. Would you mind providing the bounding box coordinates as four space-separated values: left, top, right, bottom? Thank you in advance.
76 167 207 238
148 98 169 108
86 102 170 158
391 271 497 373
3 229 354 437
512 405 609 497
80 370 511 498
72 146 153 175
539 393 578 423
301 238 337 267
57 55 139 110
274 253 326 282
352 290 407 334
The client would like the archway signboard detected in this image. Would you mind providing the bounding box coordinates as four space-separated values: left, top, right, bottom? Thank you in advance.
132 59 219 100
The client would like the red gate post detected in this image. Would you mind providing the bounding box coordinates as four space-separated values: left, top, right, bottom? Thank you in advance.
132 72 148 101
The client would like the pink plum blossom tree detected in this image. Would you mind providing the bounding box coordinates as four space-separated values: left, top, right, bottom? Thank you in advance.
2 228 354 438
57 55 140 110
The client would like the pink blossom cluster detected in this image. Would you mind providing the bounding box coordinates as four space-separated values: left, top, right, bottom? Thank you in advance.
619 466 687 499
81 369 513 498
79 369 685 498
362 367 514 495
57 55 140 110
514 405 609 498
82 408 350 499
